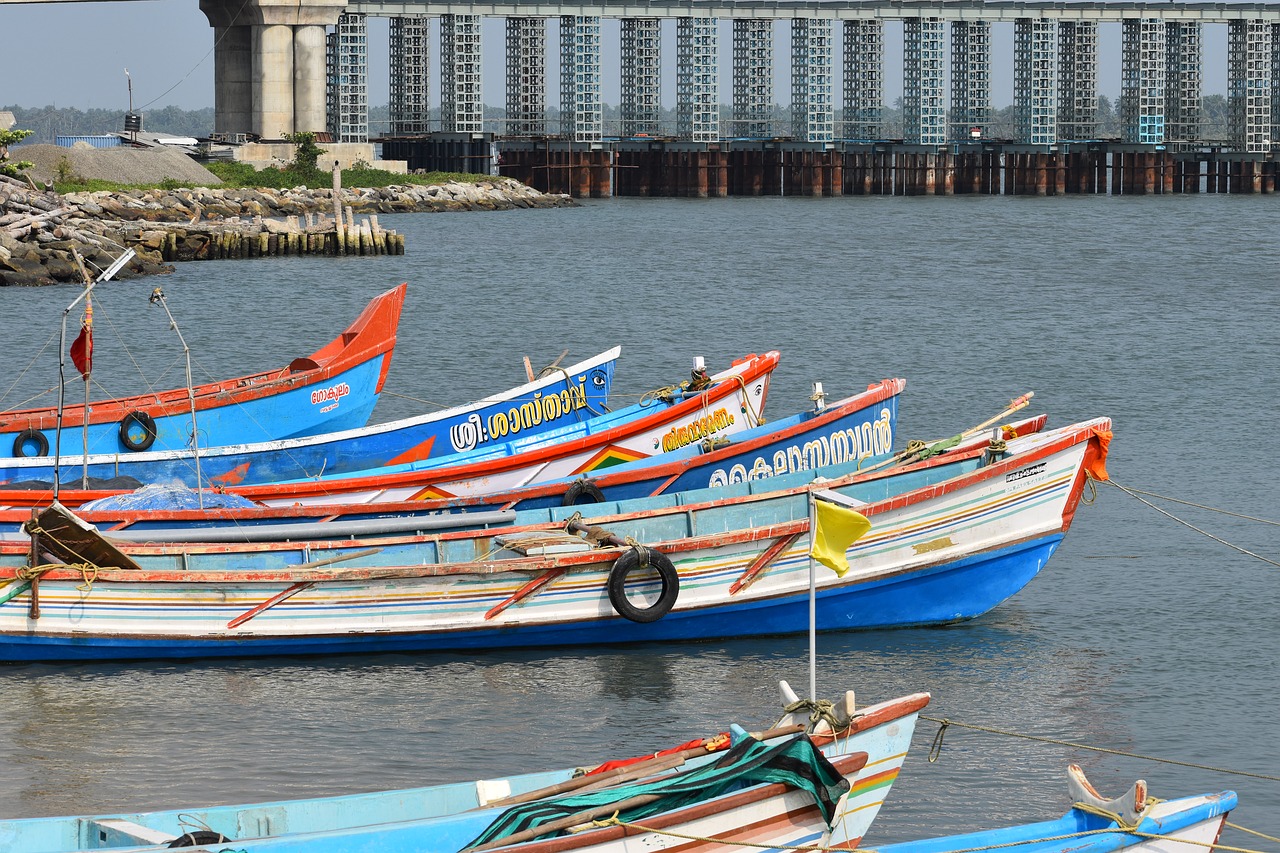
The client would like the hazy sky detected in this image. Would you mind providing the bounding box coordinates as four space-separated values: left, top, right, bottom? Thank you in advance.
1 0 1231 118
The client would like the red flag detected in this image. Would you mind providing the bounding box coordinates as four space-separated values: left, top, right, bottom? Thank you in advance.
70 302 93 380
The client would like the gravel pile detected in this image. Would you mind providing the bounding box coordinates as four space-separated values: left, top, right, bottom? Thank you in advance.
15 143 223 187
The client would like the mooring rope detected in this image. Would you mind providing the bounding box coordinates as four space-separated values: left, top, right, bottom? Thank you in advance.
539 364 604 417
1107 481 1280 527
639 384 682 406
23 522 111 591
1225 822 1280 845
921 715 1280 782
1102 479 1280 569
91 296 185 402
374 390 453 409
0 327 60 412
17 561 100 592
782 698 850 733
730 373 763 430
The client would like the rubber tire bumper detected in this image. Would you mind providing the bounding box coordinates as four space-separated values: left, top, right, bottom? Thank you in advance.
119 410 158 452
12 428 49 458
607 547 679 623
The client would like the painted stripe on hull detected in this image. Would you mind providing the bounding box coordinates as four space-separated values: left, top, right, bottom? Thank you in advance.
0 535 1059 661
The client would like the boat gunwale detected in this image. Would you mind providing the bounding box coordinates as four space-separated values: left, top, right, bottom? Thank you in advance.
21 378 906 529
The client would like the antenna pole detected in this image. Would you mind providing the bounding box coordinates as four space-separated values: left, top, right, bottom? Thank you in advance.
125 68 137 143
149 288 203 509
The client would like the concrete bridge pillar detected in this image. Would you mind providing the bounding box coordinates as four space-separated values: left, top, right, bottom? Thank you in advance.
253 23 295 139
294 24 329 134
212 25 253 136
200 0 347 140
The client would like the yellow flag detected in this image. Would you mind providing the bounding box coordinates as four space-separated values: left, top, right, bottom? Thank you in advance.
809 499 872 578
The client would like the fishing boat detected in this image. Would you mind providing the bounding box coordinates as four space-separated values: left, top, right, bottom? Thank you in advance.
0 377 915 539
0 685 930 853
0 415 1110 662
0 283 407 459
0 346 630 495
873 765 1235 853
0 351 774 504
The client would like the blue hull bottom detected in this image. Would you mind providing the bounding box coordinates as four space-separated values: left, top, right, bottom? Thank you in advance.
0 536 1062 663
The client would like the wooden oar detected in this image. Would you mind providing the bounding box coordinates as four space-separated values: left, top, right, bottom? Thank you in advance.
464 791 668 852
465 724 827 853
481 753 689 811
858 391 1036 476
0 578 32 607
958 391 1035 440
479 723 807 810
225 547 383 628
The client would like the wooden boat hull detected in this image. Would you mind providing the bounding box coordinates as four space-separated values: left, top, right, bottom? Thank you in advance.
0 350 770 503
0 690 929 853
0 417 1110 662
0 377 903 537
0 283 407 458
0 347 623 494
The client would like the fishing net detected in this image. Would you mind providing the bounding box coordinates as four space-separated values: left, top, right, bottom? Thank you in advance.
80 483 258 511
462 735 850 851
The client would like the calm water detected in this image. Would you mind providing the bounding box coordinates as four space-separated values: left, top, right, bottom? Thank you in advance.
1 195 1278 841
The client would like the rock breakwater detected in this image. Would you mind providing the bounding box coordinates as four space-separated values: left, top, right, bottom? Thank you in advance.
0 176 574 286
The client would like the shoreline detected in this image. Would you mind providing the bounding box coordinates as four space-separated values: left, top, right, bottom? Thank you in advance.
0 177 576 287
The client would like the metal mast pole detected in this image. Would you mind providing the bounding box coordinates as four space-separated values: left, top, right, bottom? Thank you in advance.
149 288 204 510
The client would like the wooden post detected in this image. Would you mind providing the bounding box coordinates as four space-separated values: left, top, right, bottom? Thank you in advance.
332 161 345 256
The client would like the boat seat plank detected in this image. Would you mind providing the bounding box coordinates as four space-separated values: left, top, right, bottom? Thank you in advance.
27 504 142 572
85 818 177 847
495 532 594 556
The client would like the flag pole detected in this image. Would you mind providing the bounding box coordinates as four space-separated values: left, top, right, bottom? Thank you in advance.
70 250 93 490
81 291 91 490
52 249 133 502
808 488 817 702
54 275 97 502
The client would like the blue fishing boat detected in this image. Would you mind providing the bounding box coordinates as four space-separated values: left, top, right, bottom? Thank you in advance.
0 687 929 853
0 347 623 494
0 283 407 459
0 377 910 539
874 766 1235 853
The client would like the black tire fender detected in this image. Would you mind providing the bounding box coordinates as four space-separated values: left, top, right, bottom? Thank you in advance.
119 410 158 452
562 479 606 506
607 546 679 623
12 428 49 458
167 831 231 848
